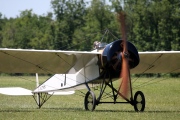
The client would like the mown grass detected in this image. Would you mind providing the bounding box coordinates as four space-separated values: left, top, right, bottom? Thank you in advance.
0 76 179 120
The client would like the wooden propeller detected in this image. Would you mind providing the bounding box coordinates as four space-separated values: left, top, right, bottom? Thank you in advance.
118 11 130 98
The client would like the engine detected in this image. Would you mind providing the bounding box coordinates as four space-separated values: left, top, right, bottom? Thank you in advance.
100 40 139 75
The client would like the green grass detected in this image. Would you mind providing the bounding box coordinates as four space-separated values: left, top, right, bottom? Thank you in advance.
0 76 180 120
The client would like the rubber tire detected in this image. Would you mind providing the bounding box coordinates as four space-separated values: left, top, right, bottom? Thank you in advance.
133 91 145 112
84 91 96 111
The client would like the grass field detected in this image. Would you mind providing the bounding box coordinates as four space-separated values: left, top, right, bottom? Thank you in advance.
0 76 179 120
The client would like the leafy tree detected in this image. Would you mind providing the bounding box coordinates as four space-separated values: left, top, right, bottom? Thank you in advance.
51 0 86 50
1 10 55 49
78 0 119 50
28 13 55 49
0 13 8 47
1 18 17 48
118 0 180 51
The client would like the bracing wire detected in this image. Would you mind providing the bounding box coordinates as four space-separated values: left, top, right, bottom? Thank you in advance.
132 54 163 84
132 68 180 89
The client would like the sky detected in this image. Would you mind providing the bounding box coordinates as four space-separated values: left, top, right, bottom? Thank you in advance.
0 0 113 19
0 0 53 18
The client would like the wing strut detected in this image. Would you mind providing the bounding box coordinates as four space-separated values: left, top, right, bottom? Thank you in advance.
35 73 40 107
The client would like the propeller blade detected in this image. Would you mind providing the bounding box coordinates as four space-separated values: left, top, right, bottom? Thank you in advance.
120 52 130 98
118 11 130 98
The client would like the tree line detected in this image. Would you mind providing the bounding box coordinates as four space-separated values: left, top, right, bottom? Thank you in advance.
0 0 179 51
0 0 179 76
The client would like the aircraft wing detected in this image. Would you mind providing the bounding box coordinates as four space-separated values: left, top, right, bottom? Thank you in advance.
0 48 100 74
0 49 179 74
131 51 180 74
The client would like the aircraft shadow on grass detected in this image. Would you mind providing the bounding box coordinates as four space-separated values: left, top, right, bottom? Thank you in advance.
0 107 179 113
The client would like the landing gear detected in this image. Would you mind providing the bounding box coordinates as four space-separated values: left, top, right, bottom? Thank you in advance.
133 91 145 112
84 91 96 111
84 72 146 112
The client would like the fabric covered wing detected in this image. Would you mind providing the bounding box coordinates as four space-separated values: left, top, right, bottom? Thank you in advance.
131 51 180 74
0 48 100 74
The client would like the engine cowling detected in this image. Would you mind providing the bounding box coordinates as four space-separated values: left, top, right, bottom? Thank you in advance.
101 40 139 72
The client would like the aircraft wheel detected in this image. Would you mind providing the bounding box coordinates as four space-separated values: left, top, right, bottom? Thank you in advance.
133 91 145 112
84 91 96 111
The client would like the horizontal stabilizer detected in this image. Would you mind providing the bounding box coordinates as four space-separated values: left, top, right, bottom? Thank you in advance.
48 91 75 95
0 87 33 96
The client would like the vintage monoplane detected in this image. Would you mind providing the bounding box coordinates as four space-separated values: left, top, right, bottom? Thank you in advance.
0 39 179 112
0 13 179 112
